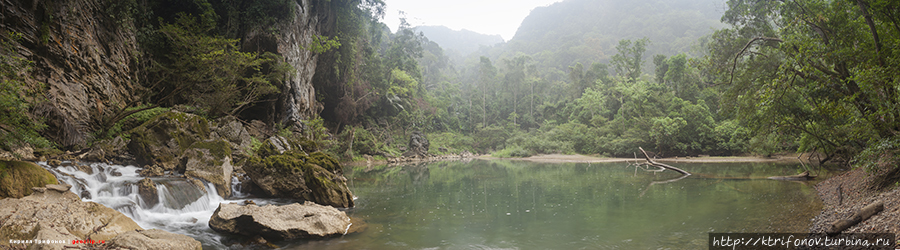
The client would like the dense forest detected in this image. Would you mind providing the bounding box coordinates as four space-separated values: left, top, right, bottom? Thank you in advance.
1 0 899 174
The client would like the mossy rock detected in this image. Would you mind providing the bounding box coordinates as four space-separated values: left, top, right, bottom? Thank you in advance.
245 152 352 208
183 139 234 197
0 160 58 198
126 111 212 170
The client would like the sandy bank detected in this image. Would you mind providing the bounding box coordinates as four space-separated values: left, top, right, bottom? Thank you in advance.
486 153 806 164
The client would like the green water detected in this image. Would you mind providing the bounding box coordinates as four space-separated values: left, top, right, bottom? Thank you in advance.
285 159 827 250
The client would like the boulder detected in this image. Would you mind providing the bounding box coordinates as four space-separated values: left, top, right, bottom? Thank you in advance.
245 151 354 208
140 164 165 177
0 184 142 245
109 229 201 250
212 116 253 154
138 178 159 208
208 201 351 241
408 131 430 157
182 140 234 197
127 111 212 172
0 160 58 198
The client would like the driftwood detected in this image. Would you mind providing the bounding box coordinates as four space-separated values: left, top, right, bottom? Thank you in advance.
766 170 816 181
826 201 884 235
638 147 691 176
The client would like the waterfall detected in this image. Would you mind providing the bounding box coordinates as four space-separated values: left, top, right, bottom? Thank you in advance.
39 161 244 248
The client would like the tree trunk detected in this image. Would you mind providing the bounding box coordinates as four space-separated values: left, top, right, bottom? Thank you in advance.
827 201 884 235
639 147 690 176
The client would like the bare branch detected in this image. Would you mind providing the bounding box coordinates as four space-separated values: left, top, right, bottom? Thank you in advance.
730 37 784 85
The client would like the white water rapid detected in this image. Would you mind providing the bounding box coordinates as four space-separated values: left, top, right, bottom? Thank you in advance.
38 161 264 248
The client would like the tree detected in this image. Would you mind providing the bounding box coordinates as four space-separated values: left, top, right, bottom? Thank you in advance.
477 56 497 128
151 13 288 117
611 38 650 82
707 0 900 162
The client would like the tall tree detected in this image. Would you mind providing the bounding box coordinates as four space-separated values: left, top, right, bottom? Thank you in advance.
707 0 900 161
611 38 650 82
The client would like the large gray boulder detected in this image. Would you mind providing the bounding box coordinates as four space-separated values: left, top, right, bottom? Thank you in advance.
182 143 234 197
209 201 351 241
109 229 201 250
0 184 202 250
137 178 159 208
0 184 141 248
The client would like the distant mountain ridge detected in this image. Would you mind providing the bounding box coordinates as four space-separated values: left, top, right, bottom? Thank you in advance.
505 0 726 70
415 26 505 55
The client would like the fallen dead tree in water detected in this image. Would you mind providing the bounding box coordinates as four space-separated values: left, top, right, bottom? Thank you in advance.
637 147 691 176
767 170 816 181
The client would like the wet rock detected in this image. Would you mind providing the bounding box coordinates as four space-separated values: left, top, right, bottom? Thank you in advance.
245 147 353 208
0 184 142 243
182 141 234 197
48 159 62 167
138 178 159 208
109 229 201 250
140 164 165 177
76 163 94 175
208 201 351 241
0 160 58 199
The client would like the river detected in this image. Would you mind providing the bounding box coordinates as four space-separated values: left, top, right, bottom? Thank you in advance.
41 159 831 249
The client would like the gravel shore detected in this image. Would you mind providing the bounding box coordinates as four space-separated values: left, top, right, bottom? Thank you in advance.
809 166 900 248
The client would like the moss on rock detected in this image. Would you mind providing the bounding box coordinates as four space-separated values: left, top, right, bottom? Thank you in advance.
245 151 353 208
126 111 212 170
0 160 58 198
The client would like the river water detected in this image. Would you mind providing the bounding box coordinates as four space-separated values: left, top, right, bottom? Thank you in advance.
41 159 830 249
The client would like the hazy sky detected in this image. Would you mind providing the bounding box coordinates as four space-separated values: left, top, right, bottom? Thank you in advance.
383 0 565 41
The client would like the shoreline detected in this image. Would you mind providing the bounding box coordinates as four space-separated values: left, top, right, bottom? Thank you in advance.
809 166 900 247
487 153 809 164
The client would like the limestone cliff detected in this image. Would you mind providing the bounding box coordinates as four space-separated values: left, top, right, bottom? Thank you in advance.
242 0 324 126
1 0 138 148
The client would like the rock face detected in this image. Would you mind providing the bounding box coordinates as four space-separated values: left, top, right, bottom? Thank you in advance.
407 131 430 157
0 160 58 198
209 201 351 241
0 184 141 244
109 229 202 250
275 0 323 124
1 0 138 148
245 144 354 207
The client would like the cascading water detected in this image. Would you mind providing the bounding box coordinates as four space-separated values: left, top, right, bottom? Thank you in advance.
38 161 258 248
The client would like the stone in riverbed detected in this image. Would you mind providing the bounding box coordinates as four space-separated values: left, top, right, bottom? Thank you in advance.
0 184 141 244
109 229 201 250
208 201 351 241
138 178 159 208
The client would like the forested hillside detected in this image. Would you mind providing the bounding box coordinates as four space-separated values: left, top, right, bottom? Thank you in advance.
505 0 726 71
